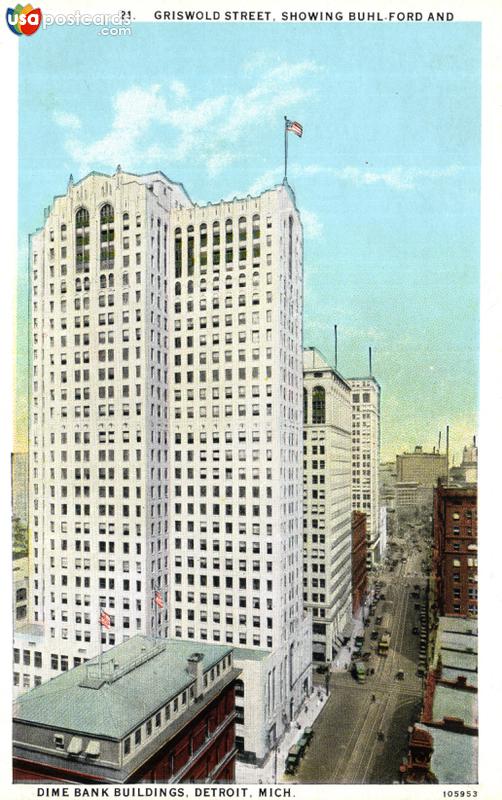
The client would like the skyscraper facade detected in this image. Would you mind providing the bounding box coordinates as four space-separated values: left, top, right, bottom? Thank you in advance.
17 169 191 691
303 348 352 661
167 185 311 760
347 377 381 566
15 169 312 763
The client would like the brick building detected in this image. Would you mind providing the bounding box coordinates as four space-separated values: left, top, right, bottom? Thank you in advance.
432 484 477 617
351 511 367 618
13 636 240 783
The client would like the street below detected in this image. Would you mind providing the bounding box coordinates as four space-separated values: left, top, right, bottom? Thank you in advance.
290 529 428 784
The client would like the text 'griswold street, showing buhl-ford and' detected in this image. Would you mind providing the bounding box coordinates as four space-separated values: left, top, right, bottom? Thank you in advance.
152 10 455 22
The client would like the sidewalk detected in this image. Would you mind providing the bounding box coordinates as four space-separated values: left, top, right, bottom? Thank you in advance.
235 687 330 784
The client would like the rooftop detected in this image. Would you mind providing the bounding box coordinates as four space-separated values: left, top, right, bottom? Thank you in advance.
441 667 478 688
232 646 271 663
416 724 477 784
432 684 478 728
13 636 232 739
438 616 478 637
441 631 478 655
440 649 477 672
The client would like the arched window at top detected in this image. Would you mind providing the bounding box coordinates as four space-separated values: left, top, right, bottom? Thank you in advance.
175 227 182 278
100 203 114 224
252 214 260 239
187 225 194 276
238 216 247 241
303 388 308 424
75 208 90 271
312 386 326 424
75 207 89 228
100 204 114 268
225 218 233 244
200 223 207 249
123 212 130 230
213 220 220 246
60 223 67 241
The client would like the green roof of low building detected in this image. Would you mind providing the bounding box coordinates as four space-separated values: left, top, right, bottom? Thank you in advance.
432 684 478 728
440 648 477 672
233 646 270 662
441 667 478 688
13 636 232 740
441 631 478 654
438 616 478 636
416 724 477 784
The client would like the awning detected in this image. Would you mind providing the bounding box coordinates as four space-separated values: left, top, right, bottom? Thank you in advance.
67 737 83 755
85 740 100 757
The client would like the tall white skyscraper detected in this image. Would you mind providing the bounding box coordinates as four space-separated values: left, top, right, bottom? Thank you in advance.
167 185 311 761
303 348 353 662
16 169 191 691
15 169 311 764
347 377 381 566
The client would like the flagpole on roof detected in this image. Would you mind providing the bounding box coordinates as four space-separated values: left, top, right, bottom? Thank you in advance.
284 116 288 183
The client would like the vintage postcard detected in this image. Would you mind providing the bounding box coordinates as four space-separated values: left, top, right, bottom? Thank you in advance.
1 1 500 798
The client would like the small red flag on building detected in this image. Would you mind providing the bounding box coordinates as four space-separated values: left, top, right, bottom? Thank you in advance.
99 609 111 629
154 591 164 609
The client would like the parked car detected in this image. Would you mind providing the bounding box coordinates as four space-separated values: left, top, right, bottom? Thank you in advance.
371 630 379 640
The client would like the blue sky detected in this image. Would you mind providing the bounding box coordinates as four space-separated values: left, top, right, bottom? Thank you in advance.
17 21 480 461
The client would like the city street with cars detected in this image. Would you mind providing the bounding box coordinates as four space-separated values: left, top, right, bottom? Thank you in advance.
291 523 431 784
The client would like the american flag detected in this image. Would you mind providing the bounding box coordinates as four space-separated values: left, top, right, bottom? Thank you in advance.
99 609 111 629
286 119 303 138
154 590 164 609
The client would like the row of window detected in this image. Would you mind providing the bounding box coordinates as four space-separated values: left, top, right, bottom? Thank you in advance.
173 627 273 648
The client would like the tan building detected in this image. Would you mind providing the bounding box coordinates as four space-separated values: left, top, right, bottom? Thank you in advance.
348 377 381 566
396 446 447 487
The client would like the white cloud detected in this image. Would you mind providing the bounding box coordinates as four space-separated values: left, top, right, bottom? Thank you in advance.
59 59 318 177
65 85 169 173
247 168 283 196
221 60 318 142
295 163 462 191
170 79 188 100
206 151 236 177
301 209 323 239
54 111 81 130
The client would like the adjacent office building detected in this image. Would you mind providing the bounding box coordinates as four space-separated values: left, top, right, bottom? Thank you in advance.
12 452 29 527
347 377 381 566
15 169 311 764
302 347 352 661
